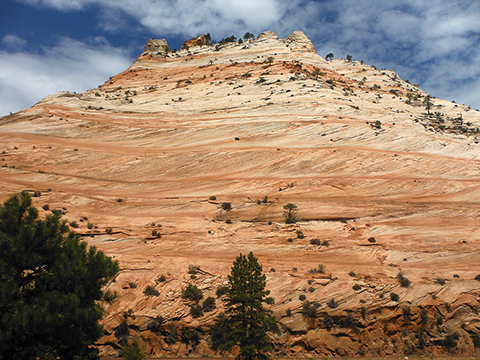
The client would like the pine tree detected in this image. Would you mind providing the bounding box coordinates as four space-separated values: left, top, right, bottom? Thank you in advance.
217 252 276 360
0 192 119 359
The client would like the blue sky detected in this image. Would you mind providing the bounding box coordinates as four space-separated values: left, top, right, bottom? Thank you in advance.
1 0 479 116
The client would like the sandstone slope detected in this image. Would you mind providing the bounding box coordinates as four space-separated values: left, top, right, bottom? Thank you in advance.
1 30 480 357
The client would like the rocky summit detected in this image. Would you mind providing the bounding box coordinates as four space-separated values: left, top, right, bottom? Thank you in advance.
1 30 480 357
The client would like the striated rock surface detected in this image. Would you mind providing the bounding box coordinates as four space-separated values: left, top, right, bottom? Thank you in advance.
181 34 209 49
1 30 480 357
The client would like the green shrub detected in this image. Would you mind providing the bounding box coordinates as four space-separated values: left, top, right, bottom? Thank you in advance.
221 202 232 212
299 294 306 301
128 281 137 289
209 195 217 200
302 301 317 318
180 328 200 346
190 304 204 318
69 221 79 228
147 315 164 332
182 284 203 302
202 296 216 312
367 236 376 243
215 286 229 297
349 271 357 277
42 204 50 211
308 264 325 274
352 284 361 291
390 292 399 301
144 285 159 297
321 240 330 247
397 271 411 287
327 298 338 308
103 289 119 303
296 230 304 239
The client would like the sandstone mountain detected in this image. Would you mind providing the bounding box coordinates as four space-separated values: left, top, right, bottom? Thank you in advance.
1 30 480 357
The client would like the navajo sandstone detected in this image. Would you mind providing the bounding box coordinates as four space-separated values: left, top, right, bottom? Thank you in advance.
1 30 480 357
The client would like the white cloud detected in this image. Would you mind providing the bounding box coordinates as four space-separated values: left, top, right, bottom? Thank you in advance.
0 37 133 116
2 35 28 51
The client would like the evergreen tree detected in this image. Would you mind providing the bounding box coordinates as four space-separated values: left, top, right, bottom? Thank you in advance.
423 94 434 115
0 192 119 360
217 252 276 360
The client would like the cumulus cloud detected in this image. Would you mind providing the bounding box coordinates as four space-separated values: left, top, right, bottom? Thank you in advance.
0 36 133 115
2 34 28 51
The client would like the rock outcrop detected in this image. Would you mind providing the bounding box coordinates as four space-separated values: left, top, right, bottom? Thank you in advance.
181 33 209 49
1 31 480 358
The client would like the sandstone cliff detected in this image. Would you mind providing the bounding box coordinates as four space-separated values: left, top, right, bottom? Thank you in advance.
1 30 480 357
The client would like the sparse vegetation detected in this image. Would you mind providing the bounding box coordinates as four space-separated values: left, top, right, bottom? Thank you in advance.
190 304 204 318
310 238 321 245
202 296 216 312
327 298 338 309
308 264 325 274
182 284 203 302
221 202 232 212
390 292 400 301
397 271 411 287
283 203 297 224
144 285 159 297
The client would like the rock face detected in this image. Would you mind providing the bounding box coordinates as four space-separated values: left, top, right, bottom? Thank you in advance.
1 31 480 357
143 38 169 55
181 34 209 49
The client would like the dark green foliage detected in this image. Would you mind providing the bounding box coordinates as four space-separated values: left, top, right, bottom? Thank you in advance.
122 338 145 360
203 296 216 312
128 281 137 288
420 308 428 324
296 230 304 239
352 283 361 291
216 286 229 297
321 240 330 247
402 306 411 323
397 271 411 287
283 203 297 224
215 252 276 360
390 292 400 301
181 328 200 347
209 195 217 201
474 274 480 281
348 271 357 277
156 274 166 283
190 304 204 318
42 204 49 211
435 278 446 285
0 192 119 360
367 236 376 243
308 264 325 274
346 55 353 61
147 315 164 333
115 320 130 345
325 53 334 61
443 332 459 349
182 284 203 302
221 202 232 212
327 298 338 309
243 32 255 40
103 289 119 303
310 238 320 245
69 220 79 228
286 308 292 317
299 294 306 301
219 35 237 44
302 301 317 318
144 285 159 297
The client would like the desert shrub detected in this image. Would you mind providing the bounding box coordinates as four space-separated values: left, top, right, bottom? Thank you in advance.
103 289 119 303
209 195 217 200
286 308 292 317
202 296 216 312
215 286 229 297
221 202 232 212
348 271 357 277
188 264 200 274
453 274 460 278
287 238 294 243
302 301 317 318
128 281 137 289
326 79 334 85
151 230 161 238
156 275 166 283
436 311 443 326
367 236 376 243
147 315 164 333
474 274 480 281
327 298 338 309
323 316 333 329
87 222 94 229
308 287 315 293
69 221 79 228
115 320 130 341
299 294 306 301
182 284 203 302
390 292 399 301
105 227 113 234
435 278 446 285
310 238 320 245
225 219 232 224
321 240 330 247
42 204 49 211
397 271 411 287
180 328 200 346
308 264 325 274
443 332 459 349
144 285 159 297
270 268 275 272
403 306 411 322
361 306 367 319
292 267 297 272
190 304 204 318
296 230 304 239
420 308 428 324
352 284 361 291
